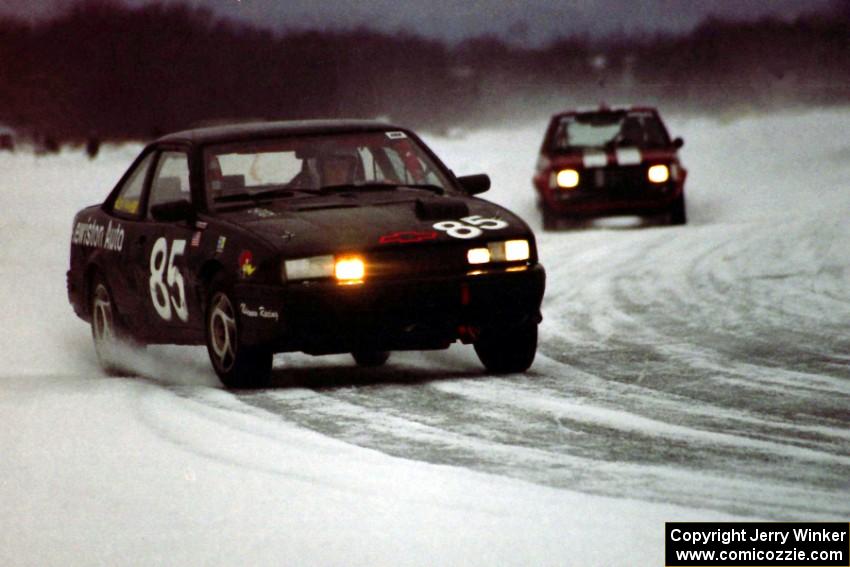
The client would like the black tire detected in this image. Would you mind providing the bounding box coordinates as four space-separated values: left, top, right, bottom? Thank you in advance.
205 276 272 389
474 323 538 374
351 350 390 367
542 207 559 231
669 195 687 225
90 273 124 375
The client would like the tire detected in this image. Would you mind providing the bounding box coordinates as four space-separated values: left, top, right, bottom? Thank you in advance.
669 195 687 225
205 276 272 389
90 273 126 375
473 323 538 374
542 207 559 231
351 350 390 367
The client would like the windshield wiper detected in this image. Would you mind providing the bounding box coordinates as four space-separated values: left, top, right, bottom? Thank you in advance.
214 187 317 204
318 182 444 195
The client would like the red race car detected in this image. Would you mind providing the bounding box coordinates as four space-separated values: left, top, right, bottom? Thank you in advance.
533 105 687 229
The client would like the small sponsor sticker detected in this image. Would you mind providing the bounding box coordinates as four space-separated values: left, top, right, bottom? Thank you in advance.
216 236 227 254
248 207 277 219
191 231 202 248
240 303 279 321
386 131 407 139
239 250 256 278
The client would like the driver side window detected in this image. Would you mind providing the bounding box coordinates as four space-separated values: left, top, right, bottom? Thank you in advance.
112 152 154 217
148 151 191 216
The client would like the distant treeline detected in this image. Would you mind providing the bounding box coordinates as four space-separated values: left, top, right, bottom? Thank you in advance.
1 0 849 142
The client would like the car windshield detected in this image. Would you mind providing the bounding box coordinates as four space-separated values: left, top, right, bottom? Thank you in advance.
205 131 453 207
553 111 670 150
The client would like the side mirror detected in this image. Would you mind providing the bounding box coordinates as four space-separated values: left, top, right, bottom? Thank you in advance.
150 199 195 222
673 137 684 149
457 173 490 195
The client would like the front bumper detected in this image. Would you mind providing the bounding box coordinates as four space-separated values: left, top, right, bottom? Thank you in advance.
235 264 546 354
541 165 684 217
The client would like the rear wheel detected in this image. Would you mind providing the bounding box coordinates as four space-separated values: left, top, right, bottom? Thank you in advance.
474 323 538 374
351 350 390 367
205 278 272 389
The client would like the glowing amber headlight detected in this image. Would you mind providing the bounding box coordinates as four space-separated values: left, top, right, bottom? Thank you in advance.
334 256 365 282
467 248 491 265
556 169 580 189
504 239 530 262
647 164 670 183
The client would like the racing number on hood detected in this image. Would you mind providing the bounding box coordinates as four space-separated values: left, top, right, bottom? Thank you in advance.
432 215 509 239
149 237 189 322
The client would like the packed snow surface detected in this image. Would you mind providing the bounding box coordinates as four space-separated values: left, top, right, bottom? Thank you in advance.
1 109 848 566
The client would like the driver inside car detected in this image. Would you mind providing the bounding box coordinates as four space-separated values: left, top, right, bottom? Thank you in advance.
319 152 359 187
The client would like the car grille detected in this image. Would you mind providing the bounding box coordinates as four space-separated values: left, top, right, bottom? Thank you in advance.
366 244 469 279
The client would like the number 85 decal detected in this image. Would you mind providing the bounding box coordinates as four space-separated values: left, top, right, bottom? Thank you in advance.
433 215 509 239
149 237 189 322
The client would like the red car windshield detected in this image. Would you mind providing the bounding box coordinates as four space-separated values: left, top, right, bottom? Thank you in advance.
553 111 670 150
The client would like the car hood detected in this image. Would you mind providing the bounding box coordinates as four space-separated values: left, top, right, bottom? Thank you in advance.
215 192 534 257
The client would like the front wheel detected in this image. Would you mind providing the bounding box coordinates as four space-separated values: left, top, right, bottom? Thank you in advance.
542 207 559 231
351 350 390 367
90 274 123 375
669 195 687 225
474 323 538 374
205 282 272 389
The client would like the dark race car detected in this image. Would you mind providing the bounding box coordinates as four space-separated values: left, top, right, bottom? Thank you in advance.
67 120 545 388
533 105 687 229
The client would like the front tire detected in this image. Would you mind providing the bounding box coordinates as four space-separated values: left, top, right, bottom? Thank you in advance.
542 207 559 231
205 280 272 389
474 323 538 374
90 274 123 375
669 195 687 225
351 350 390 367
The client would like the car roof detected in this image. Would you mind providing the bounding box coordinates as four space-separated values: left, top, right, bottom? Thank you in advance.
551 105 659 120
154 119 403 146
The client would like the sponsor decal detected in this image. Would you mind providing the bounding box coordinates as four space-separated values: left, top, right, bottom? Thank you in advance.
216 236 227 255
280 231 295 242
248 207 277 219
386 131 407 139
72 218 125 252
239 250 256 278
114 197 139 215
195 220 208 229
379 230 438 244
432 215 509 239
190 231 202 248
240 303 279 321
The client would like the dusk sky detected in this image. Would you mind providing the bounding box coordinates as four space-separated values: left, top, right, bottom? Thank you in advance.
0 0 837 44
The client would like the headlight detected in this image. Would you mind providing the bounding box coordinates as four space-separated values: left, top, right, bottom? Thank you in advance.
284 254 365 284
467 239 530 265
647 164 670 183
467 247 491 265
503 239 530 262
284 255 334 281
556 169 580 189
334 256 365 283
